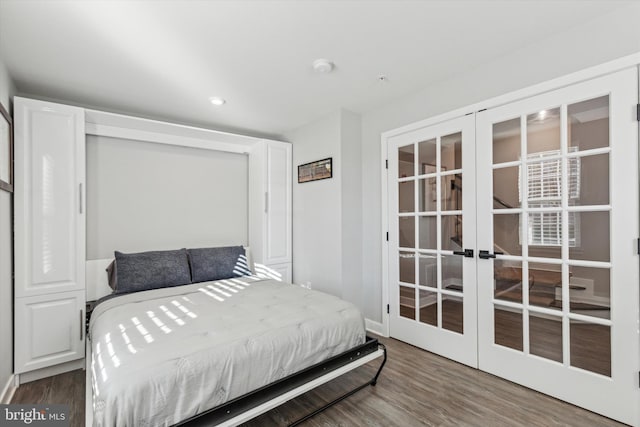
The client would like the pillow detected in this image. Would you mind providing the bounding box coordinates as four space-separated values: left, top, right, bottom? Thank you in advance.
114 249 191 294
187 246 247 283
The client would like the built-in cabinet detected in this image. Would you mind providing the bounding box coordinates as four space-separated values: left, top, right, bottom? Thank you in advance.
14 97 86 375
13 97 293 379
249 140 293 282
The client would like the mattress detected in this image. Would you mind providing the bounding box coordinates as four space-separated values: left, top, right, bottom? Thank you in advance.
89 277 366 426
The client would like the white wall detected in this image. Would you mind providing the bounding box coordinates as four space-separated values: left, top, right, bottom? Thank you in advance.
286 111 343 297
340 110 363 308
0 56 15 399
285 109 363 307
86 135 249 259
361 3 640 322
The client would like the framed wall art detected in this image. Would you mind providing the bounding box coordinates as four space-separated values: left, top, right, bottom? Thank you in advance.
298 157 332 183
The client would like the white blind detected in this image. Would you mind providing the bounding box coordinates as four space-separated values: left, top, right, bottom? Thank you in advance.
520 148 580 247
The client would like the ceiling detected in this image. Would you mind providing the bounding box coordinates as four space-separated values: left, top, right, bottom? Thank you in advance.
0 1 634 138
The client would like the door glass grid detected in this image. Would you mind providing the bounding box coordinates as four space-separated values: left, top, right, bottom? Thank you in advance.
397 132 464 333
491 95 611 376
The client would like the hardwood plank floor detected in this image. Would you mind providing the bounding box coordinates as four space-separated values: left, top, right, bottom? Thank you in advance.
12 335 623 426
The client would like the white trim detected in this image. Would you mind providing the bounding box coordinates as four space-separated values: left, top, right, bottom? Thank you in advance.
365 318 386 337
17 359 84 384
379 52 640 332
0 374 17 404
85 108 272 146
380 142 390 337
381 52 640 140
85 123 251 155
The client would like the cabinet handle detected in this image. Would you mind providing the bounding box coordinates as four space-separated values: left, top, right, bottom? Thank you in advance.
80 310 84 341
265 192 268 213
79 183 83 214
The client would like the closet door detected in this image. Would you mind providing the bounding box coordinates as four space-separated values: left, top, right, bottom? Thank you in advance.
388 114 478 367
248 140 292 281
14 97 86 297
15 290 85 373
264 141 292 266
476 68 639 425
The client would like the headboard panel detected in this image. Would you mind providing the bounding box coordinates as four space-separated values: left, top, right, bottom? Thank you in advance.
86 259 114 301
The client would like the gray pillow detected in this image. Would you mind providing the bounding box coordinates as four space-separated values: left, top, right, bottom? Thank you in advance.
187 246 247 283
114 249 192 294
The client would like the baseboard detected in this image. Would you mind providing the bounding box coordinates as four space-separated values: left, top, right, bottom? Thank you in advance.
18 359 84 384
0 374 17 404
365 318 386 337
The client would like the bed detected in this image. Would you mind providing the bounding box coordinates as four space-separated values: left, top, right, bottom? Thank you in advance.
85 247 386 426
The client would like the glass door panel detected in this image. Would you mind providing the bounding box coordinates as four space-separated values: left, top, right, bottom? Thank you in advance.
476 68 639 425
388 113 477 368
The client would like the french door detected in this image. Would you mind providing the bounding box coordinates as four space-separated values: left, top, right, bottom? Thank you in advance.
388 67 639 424
388 114 477 367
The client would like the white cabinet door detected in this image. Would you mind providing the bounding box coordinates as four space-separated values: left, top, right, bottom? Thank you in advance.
266 262 292 283
14 98 85 297
15 290 85 374
265 141 292 265
249 140 292 269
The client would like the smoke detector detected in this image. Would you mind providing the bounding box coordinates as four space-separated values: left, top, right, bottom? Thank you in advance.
312 59 334 73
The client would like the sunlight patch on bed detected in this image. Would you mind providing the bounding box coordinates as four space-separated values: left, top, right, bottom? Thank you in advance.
96 342 108 382
224 280 245 290
172 300 197 318
216 282 238 293
118 324 137 353
255 264 282 281
206 284 232 298
104 333 121 367
198 288 224 302
132 316 155 343
91 356 100 397
147 310 172 334
159 305 186 326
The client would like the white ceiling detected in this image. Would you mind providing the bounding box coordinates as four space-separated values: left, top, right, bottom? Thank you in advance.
0 0 634 138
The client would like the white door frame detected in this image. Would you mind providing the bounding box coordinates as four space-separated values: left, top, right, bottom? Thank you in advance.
380 52 640 338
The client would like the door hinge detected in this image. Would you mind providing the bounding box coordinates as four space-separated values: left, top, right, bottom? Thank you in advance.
386 232 389 241
387 304 390 314
636 104 640 122
637 238 640 255
385 159 388 169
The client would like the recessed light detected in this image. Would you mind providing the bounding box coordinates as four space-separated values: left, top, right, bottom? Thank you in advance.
312 59 334 73
209 97 226 106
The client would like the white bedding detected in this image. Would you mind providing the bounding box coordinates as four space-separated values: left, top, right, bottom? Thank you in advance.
89 277 366 426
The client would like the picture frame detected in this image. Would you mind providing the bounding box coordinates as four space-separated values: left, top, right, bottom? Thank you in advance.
298 157 332 183
0 102 12 193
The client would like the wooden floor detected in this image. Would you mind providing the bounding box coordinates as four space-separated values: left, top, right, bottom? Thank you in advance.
11 334 623 426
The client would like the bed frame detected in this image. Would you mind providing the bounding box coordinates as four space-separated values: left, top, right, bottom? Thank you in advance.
84 260 387 426
86 333 386 426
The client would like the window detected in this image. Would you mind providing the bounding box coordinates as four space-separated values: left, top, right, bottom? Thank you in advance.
520 148 580 247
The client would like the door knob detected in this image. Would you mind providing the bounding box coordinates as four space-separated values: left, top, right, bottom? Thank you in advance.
479 250 503 259
453 249 474 258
